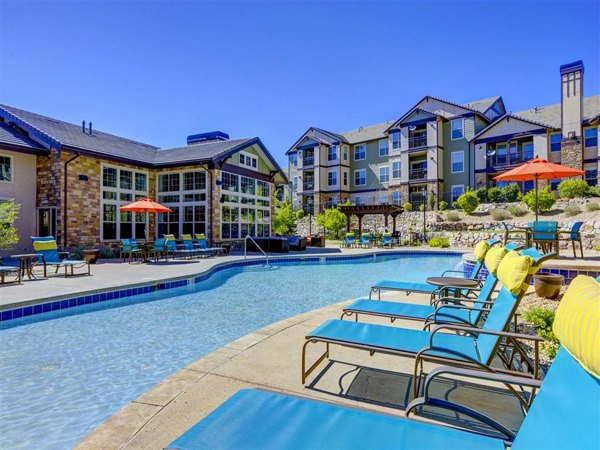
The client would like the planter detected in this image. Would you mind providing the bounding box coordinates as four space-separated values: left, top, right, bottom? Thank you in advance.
82 249 99 264
534 274 564 300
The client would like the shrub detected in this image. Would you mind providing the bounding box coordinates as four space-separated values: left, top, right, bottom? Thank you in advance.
490 208 511 221
403 202 413 212
295 209 305 220
274 201 296 235
0 199 21 250
487 187 503 203
508 204 528 217
564 204 582 217
419 204 425 212
521 187 556 213
401 239 410 246
446 211 461 222
594 244 600 252
455 190 479 215
316 207 347 238
557 179 590 199
589 186 600 197
501 183 521 202
523 306 560 359
452 201 461 210
475 188 488 203
438 200 448 211
428 237 450 248
586 202 600 212
428 192 436 210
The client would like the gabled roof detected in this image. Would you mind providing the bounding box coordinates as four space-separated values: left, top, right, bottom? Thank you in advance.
0 122 48 154
462 96 502 115
341 121 393 144
286 126 348 154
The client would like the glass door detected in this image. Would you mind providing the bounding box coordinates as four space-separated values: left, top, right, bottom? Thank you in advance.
37 207 57 238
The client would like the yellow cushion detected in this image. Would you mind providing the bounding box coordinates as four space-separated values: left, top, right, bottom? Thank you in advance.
497 250 534 295
473 240 490 261
346 233 354 238
553 276 600 378
484 247 507 275
196 234 206 240
163 234 175 241
181 234 192 241
33 240 58 251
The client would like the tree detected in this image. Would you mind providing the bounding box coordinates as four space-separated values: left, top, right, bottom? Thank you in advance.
273 200 296 235
521 187 556 213
316 207 347 238
0 199 20 249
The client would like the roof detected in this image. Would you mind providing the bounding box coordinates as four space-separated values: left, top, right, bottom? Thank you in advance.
154 137 260 165
341 121 393 144
0 122 48 153
512 95 600 128
462 96 501 114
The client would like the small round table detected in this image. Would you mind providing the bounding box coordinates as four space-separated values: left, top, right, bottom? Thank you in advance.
10 253 41 280
426 276 480 289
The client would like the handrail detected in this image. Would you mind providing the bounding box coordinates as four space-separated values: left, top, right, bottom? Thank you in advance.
244 235 270 267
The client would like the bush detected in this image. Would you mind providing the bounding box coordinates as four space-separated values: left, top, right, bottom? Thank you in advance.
508 204 528 217
428 237 450 248
564 205 582 217
586 202 600 211
439 200 448 211
589 186 600 197
455 190 479 215
452 201 461 210
419 204 425 212
428 192 436 211
501 183 521 202
557 179 590 199
446 211 461 222
403 202 413 212
316 207 347 238
523 306 560 359
521 187 556 213
475 188 488 203
274 201 296 235
487 187 503 203
0 199 21 250
295 209 305 220
490 208 511 221
401 239 410 246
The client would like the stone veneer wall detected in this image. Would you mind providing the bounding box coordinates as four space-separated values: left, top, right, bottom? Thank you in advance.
560 136 584 170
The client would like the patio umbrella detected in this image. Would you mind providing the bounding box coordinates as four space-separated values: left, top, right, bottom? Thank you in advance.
494 158 584 221
119 197 172 213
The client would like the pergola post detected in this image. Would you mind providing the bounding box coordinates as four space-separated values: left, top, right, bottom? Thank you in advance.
346 214 351 233
357 215 363 234
384 213 389 229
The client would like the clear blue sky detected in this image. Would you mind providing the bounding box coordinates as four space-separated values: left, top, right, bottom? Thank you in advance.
1 0 599 168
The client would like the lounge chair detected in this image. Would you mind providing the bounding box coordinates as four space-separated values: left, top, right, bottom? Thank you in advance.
359 233 372 248
31 238 90 277
0 260 20 284
342 244 524 328
369 238 501 300
379 233 394 248
165 275 599 450
164 234 198 259
119 238 145 263
194 234 224 255
302 249 556 404
340 233 355 248
558 221 584 258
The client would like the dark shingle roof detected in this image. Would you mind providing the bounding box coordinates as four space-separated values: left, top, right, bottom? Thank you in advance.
0 122 47 153
512 95 600 128
153 138 259 166
341 121 393 144
462 96 501 114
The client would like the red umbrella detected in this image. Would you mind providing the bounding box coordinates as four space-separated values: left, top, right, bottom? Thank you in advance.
119 197 172 213
494 158 584 220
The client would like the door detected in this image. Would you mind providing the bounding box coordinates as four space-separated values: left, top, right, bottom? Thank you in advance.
37 207 57 238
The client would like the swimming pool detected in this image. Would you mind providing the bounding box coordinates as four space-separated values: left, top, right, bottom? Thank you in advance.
0 252 461 449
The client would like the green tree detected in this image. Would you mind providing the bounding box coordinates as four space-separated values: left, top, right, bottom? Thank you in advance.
455 190 479 215
316 207 348 238
521 187 556 213
0 199 20 249
557 179 590 199
273 200 296 235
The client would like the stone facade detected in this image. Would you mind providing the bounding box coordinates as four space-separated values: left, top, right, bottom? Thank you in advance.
560 136 584 170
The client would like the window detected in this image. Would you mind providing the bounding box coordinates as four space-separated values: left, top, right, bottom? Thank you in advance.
451 185 464 202
293 176 298 191
183 171 206 191
584 128 598 147
328 170 337 186
158 173 180 192
240 176 256 195
222 172 239 192
327 145 338 161
343 171 348 186
379 139 389 157
586 169 598 186
342 146 348 161
451 119 464 140
550 133 561 152
550 179 561 191
496 143 507 165
522 142 534 161
451 151 464 173
239 152 258 169
523 180 534 192
257 181 270 197
354 144 366 161
290 153 298 166
379 166 389 183
120 170 132 190
102 167 117 188
392 191 401 205
509 143 518 164
0 155 12 182
391 131 400 150
379 194 389 205
354 169 366 186
392 161 401 179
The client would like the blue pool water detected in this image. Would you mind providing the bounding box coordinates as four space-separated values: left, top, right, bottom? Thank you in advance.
0 253 460 449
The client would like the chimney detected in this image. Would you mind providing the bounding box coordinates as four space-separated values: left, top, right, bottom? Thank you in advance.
89 122 93 135
560 60 584 171
187 131 229 145
82 120 86 133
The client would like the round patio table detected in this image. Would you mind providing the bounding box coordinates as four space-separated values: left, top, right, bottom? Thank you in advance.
426 276 480 289
10 253 41 280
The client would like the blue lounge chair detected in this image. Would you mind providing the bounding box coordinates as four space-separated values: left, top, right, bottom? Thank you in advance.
182 234 212 258
0 260 20 284
340 233 355 248
119 239 144 263
31 238 90 277
194 234 224 255
370 237 502 300
379 233 394 248
359 233 372 248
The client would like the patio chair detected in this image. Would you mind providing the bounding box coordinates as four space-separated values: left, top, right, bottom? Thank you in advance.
529 221 559 255
370 238 501 301
558 221 584 258
194 234 224 255
182 234 211 258
119 238 145 263
146 238 168 262
166 275 599 450
359 233 372 248
0 258 20 284
501 222 531 247
379 233 394 248
302 249 556 405
31 238 90 277
164 234 197 259
340 233 355 248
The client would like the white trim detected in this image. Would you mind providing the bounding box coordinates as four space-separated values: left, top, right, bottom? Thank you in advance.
0 153 14 184
451 118 464 141
378 139 389 157
327 169 338 186
392 160 401 179
327 145 338 162
239 151 258 170
353 144 366 161
451 151 464 174
354 168 366 186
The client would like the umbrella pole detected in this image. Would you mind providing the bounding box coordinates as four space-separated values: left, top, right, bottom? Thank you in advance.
535 175 539 222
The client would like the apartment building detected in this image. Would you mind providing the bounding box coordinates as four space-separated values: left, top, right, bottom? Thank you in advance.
287 60 599 213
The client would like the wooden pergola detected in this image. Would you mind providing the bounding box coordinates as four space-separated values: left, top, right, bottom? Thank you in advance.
338 205 404 234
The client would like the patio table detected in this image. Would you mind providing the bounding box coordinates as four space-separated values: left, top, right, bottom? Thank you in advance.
11 253 41 280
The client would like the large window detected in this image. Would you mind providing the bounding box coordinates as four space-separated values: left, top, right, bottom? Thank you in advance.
451 119 464 140
550 133 561 152
584 128 598 147
451 151 464 173
354 169 366 186
157 170 207 237
392 191 401 205
327 145 338 161
328 170 337 186
354 144 366 161
523 142 534 161
392 161 401 179
220 171 271 239
496 143 507 165
379 166 389 183
391 131 400 150
586 169 598 186
101 165 148 240
0 155 12 182
289 153 298 167
379 139 389 157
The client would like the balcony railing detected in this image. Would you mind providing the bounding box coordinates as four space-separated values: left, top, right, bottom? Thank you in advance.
409 168 427 180
409 193 426 206
303 181 314 191
408 133 427 149
488 151 534 167
302 157 314 166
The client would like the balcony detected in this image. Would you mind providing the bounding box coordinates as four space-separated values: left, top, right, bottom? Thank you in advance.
488 151 534 168
302 156 315 166
409 168 427 180
408 132 427 149
303 180 314 191
409 193 426 206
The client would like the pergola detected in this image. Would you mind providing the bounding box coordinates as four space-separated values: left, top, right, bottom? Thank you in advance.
338 204 404 234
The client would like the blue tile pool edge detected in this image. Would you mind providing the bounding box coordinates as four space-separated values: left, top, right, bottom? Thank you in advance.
0 250 462 324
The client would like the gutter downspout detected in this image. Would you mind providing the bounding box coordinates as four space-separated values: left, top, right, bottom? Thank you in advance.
199 163 213 242
63 152 80 247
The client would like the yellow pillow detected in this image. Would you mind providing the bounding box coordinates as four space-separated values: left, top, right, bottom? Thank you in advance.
181 234 192 241
163 234 175 241
33 240 58 251
553 276 600 378
473 240 490 261
484 247 507 275
497 250 534 295
196 234 206 240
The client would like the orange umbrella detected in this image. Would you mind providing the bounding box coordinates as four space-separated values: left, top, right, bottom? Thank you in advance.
119 197 172 213
494 158 584 220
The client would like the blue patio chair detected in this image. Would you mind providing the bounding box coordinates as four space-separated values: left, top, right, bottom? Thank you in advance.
31 238 90 277
529 220 559 255
0 258 20 284
119 238 144 264
194 234 224 255
340 233 355 248
167 274 599 450
147 238 168 262
359 233 372 248
380 233 394 248
558 221 584 258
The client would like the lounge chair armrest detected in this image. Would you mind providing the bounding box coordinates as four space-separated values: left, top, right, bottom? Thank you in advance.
430 323 546 342
434 297 495 307
424 365 542 390
58 251 70 260
440 269 469 276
